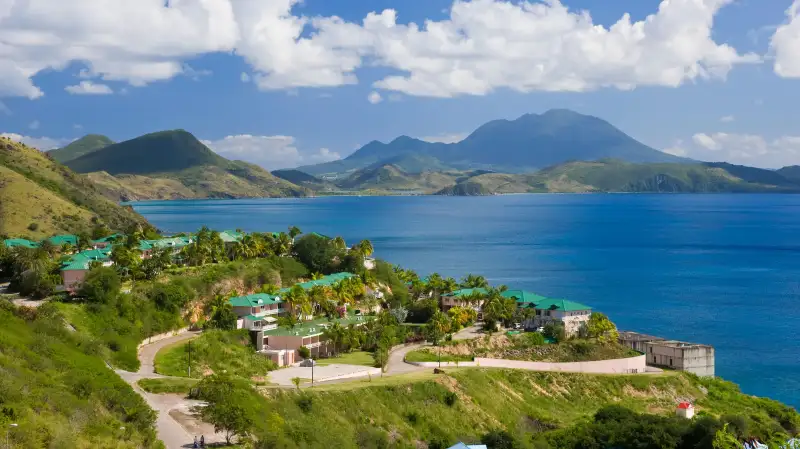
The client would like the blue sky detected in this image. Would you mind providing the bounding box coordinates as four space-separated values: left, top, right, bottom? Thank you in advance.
1 0 800 169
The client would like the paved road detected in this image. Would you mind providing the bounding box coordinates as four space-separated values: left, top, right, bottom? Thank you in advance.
114 331 226 449
385 343 427 374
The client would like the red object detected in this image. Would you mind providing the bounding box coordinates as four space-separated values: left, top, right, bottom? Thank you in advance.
677 402 693 409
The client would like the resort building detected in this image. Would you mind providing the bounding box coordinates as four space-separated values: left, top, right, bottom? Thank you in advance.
502 290 592 336
3 238 39 249
219 230 244 245
46 234 78 247
258 315 372 366
139 236 193 258
91 234 122 249
279 272 357 293
228 293 285 332
618 331 715 377
60 247 113 293
441 288 488 313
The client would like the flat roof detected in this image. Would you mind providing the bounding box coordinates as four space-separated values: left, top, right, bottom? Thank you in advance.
651 340 714 349
619 331 666 342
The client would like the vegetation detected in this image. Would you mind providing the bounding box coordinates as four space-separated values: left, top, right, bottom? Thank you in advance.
315 350 376 366
405 350 474 363
48 134 114 163
154 330 277 379
217 368 798 449
137 377 199 394
62 130 309 199
0 137 151 238
0 300 158 448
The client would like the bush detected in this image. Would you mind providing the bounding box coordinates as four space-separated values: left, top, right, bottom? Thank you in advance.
296 395 313 413
298 346 311 359
482 430 520 449
444 391 458 407
524 332 546 346
27 222 39 231
78 266 121 304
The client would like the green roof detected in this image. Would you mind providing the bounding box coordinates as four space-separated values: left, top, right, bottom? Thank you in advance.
310 232 331 240
219 230 245 243
501 290 549 304
443 288 488 298
138 241 153 250
61 260 90 271
279 272 356 293
91 233 122 244
228 293 282 308
69 248 111 262
46 234 78 246
263 315 372 337
142 237 192 249
3 238 39 249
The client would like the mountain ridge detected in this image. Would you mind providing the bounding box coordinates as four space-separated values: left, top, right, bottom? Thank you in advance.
48 134 114 163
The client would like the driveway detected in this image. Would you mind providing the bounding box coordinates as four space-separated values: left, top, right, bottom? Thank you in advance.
385 343 428 375
269 363 380 386
114 331 226 449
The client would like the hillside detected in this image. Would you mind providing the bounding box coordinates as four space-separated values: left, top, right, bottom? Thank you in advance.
64 130 309 200
437 160 800 195
0 137 151 238
235 368 798 448
336 164 462 192
0 302 159 448
271 169 335 190
48 134 113 163
298 109 687 175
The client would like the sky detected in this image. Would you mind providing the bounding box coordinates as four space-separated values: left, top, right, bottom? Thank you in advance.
1 0 800 170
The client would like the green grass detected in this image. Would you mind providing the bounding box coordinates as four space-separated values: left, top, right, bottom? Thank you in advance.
239 367 799 449
0 301 159 448
138 378 199 394
405 349 473 363
154 329 277 379
316 351 376 366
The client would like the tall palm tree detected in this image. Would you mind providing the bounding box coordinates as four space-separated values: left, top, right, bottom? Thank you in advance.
322 321 344 356
356 239 374 258
461 274 489 289
274 233 292 257
282 285 308 318
308 285 330 315
288 226 302 241
332 236 347 250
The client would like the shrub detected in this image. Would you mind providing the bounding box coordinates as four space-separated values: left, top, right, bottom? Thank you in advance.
298 346 311 359
296 395 313 413
444 391 458 407
78 266 121 304
481 430 520 449
27 222 39 231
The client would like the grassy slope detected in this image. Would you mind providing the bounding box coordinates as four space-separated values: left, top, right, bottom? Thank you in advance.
252 369 799 448
0 302 158 448
48 134 113 163
316 351 376 366
0 137 150 238
337 164 463 193
154 330 276 379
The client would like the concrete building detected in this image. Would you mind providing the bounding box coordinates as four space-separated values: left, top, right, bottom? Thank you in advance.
3 238 39 249
504 290 592 336
618 331 665 353
440 288 487 313
676 402 695 419
228 293 285 331
645 340 715 377
258 315 372 363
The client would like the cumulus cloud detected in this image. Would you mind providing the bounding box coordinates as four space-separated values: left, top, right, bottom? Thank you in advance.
202 135 341 170
667 132 800 168
0 132 69 150
0 0 758 98
420 133 467 144
65 81 113 95
367 91 383 104
719 115 735 122
28 120 40 130
771 0 800 77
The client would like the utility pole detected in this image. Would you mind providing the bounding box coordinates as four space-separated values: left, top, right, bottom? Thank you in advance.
187 341 192 377
311 358 314 386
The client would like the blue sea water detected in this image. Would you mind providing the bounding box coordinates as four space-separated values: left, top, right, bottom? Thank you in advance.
131 194 800 408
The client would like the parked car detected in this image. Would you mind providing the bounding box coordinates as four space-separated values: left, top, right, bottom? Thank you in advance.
300 359 316 367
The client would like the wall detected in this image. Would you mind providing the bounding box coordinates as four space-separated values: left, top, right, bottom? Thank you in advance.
137 327 190 350
472 354 647 374
406 361 478 368
647 343 715 377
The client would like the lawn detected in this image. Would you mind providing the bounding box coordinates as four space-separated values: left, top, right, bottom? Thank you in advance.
316 351 376 367
138 378 199 394
404 349 474 363
154 329 277 379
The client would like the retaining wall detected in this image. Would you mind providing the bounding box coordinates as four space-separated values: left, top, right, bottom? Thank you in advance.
406 361 478 368
473 354 646 374
137 327 191 350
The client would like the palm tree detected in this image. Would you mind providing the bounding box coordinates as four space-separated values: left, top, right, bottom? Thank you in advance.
282 285 308 318
311 272 324 280
288 226 302 241
322 321 345 356
461 274 489 289
308 285 330 314
442 277 458 294
331 236 347 250
274 233 292 257
356 239 374 258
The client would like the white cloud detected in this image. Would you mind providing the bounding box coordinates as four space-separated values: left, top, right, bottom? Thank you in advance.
0 0 758 98
771 0 800 77
28 120 40 130
667 132 800 168
719 115 735 122
367 91 383 104
65 81 113 95
202 135 341 170
420 133 467 144
73 124 83 130
240 72 251 83
0 132 69 150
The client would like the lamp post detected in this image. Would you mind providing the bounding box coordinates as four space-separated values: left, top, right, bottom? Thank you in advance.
7 423 17 449
311 358 314 386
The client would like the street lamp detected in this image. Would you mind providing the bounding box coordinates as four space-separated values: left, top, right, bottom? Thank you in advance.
7 423 17 449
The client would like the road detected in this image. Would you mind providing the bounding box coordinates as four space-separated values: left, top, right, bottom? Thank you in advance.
114 331 226 449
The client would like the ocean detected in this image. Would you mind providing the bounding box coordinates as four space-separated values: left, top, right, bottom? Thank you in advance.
130 194 800 408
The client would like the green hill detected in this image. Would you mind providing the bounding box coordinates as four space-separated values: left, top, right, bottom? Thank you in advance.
0 136 151 238
64 130 309 200
437 160 800 195
299 110 688 175
48 134 114 163
336 164 461 192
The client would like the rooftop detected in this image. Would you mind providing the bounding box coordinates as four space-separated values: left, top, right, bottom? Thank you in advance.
651 340 714 350
91 233 122 244
46 234 78 246
515 295 591 312
263 315 372 337
619 331 666 342
142 237 193 249
280 272 356 292
443 288 488 298
229 293 282 308
3 238 39 248
501 289 549 304
219 230 244 243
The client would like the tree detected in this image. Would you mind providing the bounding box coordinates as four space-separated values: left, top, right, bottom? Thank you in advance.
298 346 310 359
139 247 171 280
292 233 338 273
425 310 452 345
331 236 347 250
355 239 374 258
111 246 140 276
323 321 345 356
288 226 302 240
461 274 489 289
543 322 567 343
78 266 121 304
282 285 308 318
482 289 515 331
196 374 254 445
277 314 299 332
389 306 409 324
481 430 520 449
291 377 302 390
207 294 237 330
713 424 741 449
586 312 619 342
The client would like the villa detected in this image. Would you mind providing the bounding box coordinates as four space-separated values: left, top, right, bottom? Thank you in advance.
503 290 592 336
3 238 39 249
219 230 244 245
60 247 113 292
46 234 78 247
139 236 193 258
228 293 285 332
91 234 122 249
440 288 488 313
258 315 372 366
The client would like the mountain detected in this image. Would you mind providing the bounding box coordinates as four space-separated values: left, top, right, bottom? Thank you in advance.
64 130 309 200
48 134 114 163
271 169 335 191
776 165 800 183
0 136 151 238
336 164 463 193
436 160 800 195
298 109 688 175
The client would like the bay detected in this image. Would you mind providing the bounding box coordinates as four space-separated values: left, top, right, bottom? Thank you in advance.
131 194 800 408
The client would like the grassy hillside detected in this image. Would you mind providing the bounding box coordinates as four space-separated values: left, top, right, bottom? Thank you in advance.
48 134 113 163
63 130 309 200
240 368 798 448
0 301 159 448
337 164 461 192
0 137 151 238
438 160 800 195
